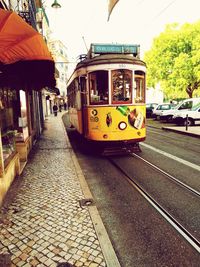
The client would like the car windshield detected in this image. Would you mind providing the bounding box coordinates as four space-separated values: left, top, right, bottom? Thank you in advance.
160 104 171 110
172 101 183 109
146 103 157 108
191 102 200 111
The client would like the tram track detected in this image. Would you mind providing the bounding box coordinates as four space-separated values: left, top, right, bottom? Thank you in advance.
130 152 200 196
107 155 200 254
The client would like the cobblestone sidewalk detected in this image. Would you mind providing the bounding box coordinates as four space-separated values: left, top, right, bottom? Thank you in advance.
0 113 110 267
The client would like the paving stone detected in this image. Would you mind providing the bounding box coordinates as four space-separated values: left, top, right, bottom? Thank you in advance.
45 258 55 266
89 263 99 267
12 257 21 264
0 114 107 267
17 260 25 267
29 258 40 266
76 262 84 267
63 254 71 261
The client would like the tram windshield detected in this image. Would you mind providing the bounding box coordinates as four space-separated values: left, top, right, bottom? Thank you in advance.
111 69 132 104
89 70 109 105
88 69 145 105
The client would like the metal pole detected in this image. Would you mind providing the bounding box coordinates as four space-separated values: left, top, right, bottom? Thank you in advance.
186 114 188 131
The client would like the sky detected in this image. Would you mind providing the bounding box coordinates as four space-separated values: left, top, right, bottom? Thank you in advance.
45 0 200 71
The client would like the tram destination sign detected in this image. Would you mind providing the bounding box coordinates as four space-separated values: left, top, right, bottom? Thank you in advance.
91 43 140 56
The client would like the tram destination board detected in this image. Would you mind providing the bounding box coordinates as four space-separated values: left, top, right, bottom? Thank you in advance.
91 43 140 56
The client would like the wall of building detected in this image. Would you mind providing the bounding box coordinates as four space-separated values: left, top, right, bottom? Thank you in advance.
48 39 68 98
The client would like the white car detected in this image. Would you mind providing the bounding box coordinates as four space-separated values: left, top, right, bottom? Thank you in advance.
173 103 200 126
152 103 173 120
160 97 200 122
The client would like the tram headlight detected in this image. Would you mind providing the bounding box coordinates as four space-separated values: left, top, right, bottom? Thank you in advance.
118 121 127 130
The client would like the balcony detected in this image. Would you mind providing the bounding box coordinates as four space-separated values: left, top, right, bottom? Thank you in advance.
16 0 37 29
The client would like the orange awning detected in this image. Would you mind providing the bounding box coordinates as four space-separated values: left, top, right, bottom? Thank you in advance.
0 8 56 89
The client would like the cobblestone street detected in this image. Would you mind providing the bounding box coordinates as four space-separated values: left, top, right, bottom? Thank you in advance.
0 113 119 267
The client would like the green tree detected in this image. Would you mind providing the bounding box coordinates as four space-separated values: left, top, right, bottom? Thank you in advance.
144 21 200 99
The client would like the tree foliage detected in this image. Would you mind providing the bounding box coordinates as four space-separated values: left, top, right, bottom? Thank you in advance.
144 21 200 99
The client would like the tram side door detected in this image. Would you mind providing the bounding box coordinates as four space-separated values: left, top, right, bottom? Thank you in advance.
79 76 87 136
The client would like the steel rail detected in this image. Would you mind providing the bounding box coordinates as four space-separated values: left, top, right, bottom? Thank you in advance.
108 158 200 254
130 152 200 197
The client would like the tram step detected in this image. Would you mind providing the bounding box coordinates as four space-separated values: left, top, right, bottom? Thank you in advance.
102 147 128 156
102 143 141 156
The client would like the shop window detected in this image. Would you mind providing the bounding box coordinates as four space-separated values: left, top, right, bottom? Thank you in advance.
111 69 132 104
1 130 16 166
89 71 108 105
15 90 29 141
0 87 18 165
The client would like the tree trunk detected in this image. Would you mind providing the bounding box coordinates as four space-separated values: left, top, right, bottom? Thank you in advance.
186 84 193 98
186 81 200 98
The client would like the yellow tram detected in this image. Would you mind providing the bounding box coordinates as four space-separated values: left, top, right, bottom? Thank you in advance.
67 43 146 153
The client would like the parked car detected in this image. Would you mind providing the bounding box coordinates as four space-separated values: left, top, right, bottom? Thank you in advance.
146 103 158 118
152 103 174 120
173 103 200 126
160 97 200 122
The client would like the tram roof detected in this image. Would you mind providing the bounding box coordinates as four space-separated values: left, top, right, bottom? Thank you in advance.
75 53 146 70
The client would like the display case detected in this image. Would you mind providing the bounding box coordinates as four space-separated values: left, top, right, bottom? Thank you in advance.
0 88 26 205
1 130 16 166
0 128 20 206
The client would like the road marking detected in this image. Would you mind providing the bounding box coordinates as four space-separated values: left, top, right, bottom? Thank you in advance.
141 143 200 172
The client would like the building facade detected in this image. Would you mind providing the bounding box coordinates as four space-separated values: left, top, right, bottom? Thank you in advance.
48 39 68 99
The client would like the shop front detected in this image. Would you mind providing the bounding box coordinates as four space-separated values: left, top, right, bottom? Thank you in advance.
0 8 56 205
0 87 20 204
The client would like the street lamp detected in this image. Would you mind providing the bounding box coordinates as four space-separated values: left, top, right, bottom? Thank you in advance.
51 0 61 9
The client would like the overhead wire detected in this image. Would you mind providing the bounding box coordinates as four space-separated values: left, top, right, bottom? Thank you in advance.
152 0 177 20
136 0 146 6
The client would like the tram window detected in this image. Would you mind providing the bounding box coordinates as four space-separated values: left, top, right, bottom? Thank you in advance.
80 76 87 105
89 71 108 105
111 69 132 103
67 80 76 108
134 72 145 103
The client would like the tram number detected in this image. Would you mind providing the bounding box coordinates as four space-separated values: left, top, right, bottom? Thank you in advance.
90 116 99 122
91 109 98 116
119 64 127 68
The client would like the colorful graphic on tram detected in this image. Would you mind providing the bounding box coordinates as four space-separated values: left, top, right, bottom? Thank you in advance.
116 106 145 129
106 113 112 127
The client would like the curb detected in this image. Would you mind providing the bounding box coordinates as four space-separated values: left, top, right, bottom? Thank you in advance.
147 123 200 138
61 115 121 267
162 127 200 138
